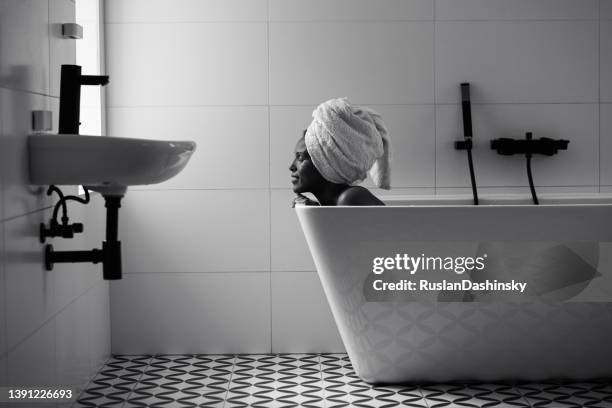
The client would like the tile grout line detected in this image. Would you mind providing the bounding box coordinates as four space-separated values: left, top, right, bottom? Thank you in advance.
120 355 152 408
433 0 437 197
598 0 602 193
221 355 236 408
0 221 6 366
267 0 274 356
318 353 326 407
420 384 431 408
72 353 113 407
103 18 600 24
104 101 603 108
512 383 534 408
47 0 51 107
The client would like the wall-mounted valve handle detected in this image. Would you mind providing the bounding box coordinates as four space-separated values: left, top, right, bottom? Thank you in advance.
490 135 569 156
40 220 84 243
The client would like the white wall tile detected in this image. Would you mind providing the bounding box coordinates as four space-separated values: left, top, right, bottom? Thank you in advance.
83 193 106 253
602 0 612 20
436 104 598 187
0 90 54 221
271 272 344 353
51 260 97 317
269 106 315 189
51 197 102 316
49 0 77 97
7 320 55 386
76 23 102 80
436 186 599 196
121 190 270 273
435 0 598 21
88 282 110 372
4 211 54 350
271 190 316 271
601 21 612 102
0 222 5 359
270 22 434 105
270 105 436 189
0 0 109 388
105 22 268 106
0 118 4 221
102 0 612 355
81 196 110 371
0 95 70 221
109 106 269 189
105 0 267 23
0 356 6 386
601 104 612 185
76 0 99 22
270 0 432 21
0 0 49 94
436 21 598 103
366 105 436 188
110 272 271 354
79 106 102 136
78 193 106 284
55 294 91 394
373 187 436 197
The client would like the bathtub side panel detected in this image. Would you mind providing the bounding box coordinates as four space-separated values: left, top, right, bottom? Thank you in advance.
295 206 612 383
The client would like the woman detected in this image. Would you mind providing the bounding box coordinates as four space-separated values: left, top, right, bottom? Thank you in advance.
289 97 391 206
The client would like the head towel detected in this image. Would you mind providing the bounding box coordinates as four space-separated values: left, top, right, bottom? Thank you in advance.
304 97 391 189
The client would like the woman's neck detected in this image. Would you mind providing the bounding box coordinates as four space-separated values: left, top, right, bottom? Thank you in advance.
311 182 350 205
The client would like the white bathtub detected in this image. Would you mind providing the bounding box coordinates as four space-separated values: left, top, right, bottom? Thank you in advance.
295 194 612 383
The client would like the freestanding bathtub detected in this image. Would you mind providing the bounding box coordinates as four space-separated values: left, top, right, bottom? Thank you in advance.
296 195 612 383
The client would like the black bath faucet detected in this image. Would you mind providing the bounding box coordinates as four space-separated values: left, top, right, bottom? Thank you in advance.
490 134 569 156
58 64 109 134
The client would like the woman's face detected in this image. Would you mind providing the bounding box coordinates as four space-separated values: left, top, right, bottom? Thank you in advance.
289 136 325 193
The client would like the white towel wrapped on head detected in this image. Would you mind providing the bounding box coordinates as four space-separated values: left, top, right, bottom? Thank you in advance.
304 97 391 189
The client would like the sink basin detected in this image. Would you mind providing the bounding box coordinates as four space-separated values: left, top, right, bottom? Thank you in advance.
29 134 196 195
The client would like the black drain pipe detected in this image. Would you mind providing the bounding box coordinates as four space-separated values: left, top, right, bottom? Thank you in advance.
44 195 123 280
102 196 122 280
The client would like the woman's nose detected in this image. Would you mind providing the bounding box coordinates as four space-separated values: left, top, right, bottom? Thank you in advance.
289 159 297 172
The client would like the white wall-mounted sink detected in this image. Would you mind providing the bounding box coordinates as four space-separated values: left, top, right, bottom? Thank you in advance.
28 134 196 195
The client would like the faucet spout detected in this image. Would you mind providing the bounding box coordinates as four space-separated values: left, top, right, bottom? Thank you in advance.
80 75 109 86
58 64 109 134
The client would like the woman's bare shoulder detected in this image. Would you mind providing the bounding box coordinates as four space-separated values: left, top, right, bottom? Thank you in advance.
337 186 384 206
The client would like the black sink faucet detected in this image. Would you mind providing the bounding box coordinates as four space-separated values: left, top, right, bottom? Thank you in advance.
58 64 109 134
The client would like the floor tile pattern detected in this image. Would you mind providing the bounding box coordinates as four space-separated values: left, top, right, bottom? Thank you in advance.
74 354 612 407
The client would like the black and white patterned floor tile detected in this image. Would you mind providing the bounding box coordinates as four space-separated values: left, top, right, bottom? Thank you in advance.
419 383 529 408
516 381 612 407
76 355 150 407
73 354 612 408
226 354 322 407
126 355 233 407
320 354 428 407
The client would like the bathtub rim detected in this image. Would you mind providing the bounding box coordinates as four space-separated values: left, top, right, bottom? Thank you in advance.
294 193 612 208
